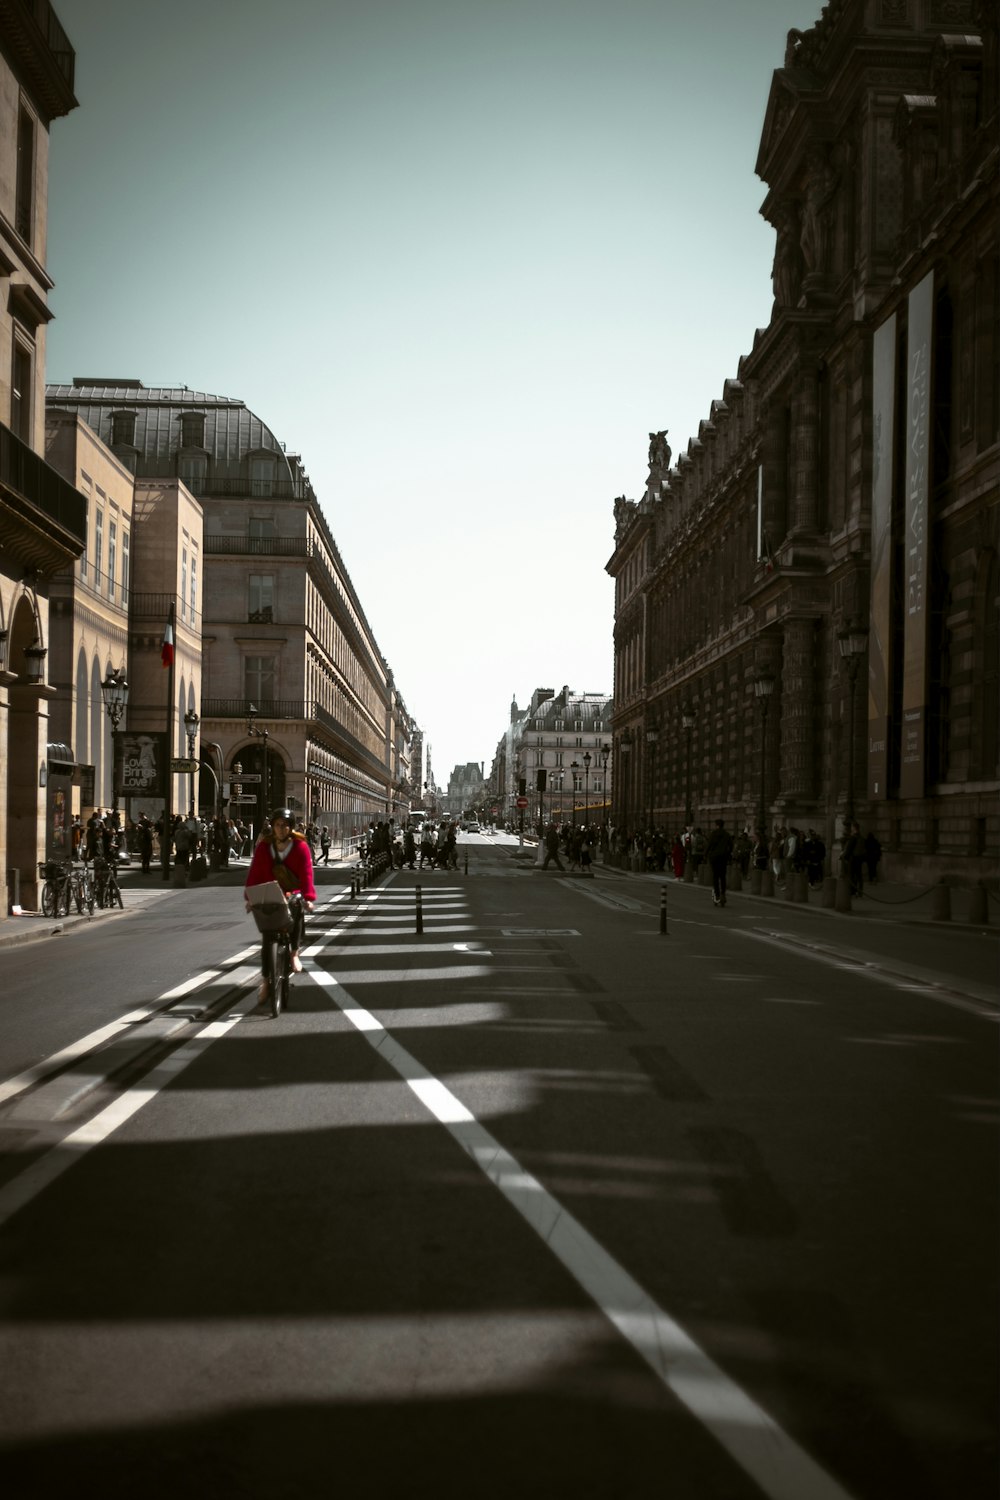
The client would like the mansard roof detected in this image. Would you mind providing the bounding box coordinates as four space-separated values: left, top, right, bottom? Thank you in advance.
46 380 298 478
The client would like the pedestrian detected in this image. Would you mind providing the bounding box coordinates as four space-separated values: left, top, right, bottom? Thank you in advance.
320 826 331 865
139 815 154 874
402 828 416 869
803 827 826 887
864 830 882 884
705 819 733 907
841 820 864 896
690 827 707 876
671 834 685 879
542 823 565 870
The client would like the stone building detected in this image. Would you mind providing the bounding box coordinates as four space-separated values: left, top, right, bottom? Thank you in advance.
506 687 613 828
0 0 85 917
45 381 411 848
607 0 997 883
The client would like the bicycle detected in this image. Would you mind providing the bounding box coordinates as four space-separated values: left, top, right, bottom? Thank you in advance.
68 860 95 915
250 891 305 1019
92 854 124 910
39 860 72 918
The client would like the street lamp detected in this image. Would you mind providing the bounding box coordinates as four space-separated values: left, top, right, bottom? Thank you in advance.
246 703 270 831
570 760 580 825
681 701 695 827
837 620 868 825
645 726 658 828
183 708 200 817
582 749 591 829
753 671 775 834
100 667 129 822
553 771 564 823
600 742 611 837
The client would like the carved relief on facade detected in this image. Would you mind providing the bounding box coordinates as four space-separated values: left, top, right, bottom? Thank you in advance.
878 0 911 27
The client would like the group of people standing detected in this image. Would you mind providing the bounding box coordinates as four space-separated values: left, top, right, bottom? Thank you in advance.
608 818 883 904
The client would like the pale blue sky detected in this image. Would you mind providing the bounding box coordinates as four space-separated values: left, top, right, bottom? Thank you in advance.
48 0 811 783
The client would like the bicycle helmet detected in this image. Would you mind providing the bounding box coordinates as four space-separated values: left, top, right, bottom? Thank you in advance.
270 807 294 824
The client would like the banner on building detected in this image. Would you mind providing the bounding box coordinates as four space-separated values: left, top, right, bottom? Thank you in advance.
115 731 167 798
901 271 933 799
869 312 896 799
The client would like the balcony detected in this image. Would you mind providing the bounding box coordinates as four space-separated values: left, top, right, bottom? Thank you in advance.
0 0 77 116
0 419 86 571
204 535 308 557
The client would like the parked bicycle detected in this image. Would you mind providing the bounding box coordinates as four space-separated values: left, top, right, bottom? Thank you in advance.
92 853 124 910
68 860 95 915
38 859 72 918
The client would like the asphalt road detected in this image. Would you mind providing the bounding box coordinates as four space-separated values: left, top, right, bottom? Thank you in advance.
0 839 996 1499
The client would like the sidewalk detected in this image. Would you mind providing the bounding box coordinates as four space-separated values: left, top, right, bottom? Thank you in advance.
597 859 998 928
0 851 361 951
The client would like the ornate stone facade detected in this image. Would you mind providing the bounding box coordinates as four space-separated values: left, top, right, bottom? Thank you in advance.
607 0 998 883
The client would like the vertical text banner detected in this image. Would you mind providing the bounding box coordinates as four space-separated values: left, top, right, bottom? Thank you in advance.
869 312 896 799
901 272 933 799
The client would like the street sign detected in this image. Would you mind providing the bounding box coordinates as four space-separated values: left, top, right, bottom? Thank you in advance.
233 773 261 782
170 758 200 773
230 794 257 804
516 796 528 808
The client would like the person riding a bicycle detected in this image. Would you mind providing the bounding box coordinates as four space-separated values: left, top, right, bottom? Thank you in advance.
244 808 316 1002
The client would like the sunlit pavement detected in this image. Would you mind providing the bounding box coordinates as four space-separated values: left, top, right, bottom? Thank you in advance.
0 844 995 1498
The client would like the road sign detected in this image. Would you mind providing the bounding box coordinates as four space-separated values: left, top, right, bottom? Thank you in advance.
170 758 200 773
233 773 261 782
230 794 257 804
516 796 528 808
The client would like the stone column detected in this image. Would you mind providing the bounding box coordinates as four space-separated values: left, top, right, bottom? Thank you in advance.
791 368 820 535
778 617 817 807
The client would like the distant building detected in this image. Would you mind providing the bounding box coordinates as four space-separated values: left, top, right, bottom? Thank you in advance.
46 381 411 848
507 687 613 827
446 761 485 817
608 1 998 880
0 1 85 917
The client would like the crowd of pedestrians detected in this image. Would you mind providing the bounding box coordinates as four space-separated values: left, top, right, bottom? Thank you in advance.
605 818 882 904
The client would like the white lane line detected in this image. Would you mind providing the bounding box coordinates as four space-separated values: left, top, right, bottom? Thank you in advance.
0 969 227 1108
307 965 854 1500
0 894 352 1109
0 1008 248 1230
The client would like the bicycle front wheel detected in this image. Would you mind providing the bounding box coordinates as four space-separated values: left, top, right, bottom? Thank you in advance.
111 879 124 910
262 937 279 1016
271 939 288 1018
41 881 57 918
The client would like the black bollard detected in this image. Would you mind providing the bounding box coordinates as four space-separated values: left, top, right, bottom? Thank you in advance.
660 884 668 935
416 883 423 934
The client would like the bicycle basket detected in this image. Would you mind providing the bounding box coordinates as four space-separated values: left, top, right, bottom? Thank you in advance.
250 900 292 934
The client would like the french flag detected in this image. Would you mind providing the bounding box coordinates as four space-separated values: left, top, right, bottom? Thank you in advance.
161 619 174 669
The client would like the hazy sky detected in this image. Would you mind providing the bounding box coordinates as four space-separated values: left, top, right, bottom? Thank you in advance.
47 0 811 784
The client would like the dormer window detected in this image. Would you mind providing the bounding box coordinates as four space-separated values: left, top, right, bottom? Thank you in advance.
111 411 136 447
181 413 205 448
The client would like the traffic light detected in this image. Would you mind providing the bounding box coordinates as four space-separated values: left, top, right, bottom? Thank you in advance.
536 769 547 792
518 777 526 797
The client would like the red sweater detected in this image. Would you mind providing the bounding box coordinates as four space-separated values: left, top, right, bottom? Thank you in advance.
245 833 317 903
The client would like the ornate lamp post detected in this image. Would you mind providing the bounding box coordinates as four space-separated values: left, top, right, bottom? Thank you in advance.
681 701 695 826
645 726 658 827
570 760 581 825
183 708 200 817
582 749 591 828
837 620 868 825
753 671 775 834
246 703 270 831
600 742 611 837
100 667 129 822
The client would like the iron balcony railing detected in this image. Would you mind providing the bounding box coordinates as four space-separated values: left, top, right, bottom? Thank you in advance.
0 419 86 545
204 535 308 556
202 698 387 778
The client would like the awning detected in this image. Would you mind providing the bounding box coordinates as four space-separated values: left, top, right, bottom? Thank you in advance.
47 742 76 774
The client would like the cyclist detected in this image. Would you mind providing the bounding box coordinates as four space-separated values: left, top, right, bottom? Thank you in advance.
244 808 316 1002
